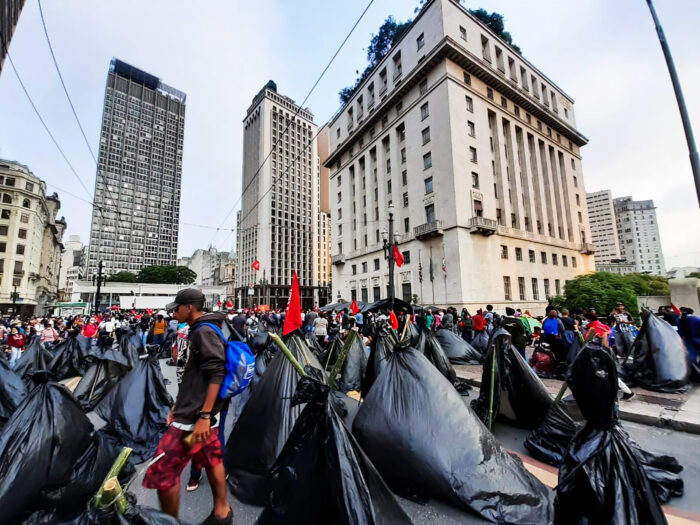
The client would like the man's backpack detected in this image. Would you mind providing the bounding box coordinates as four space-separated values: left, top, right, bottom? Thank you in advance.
195 322 255 399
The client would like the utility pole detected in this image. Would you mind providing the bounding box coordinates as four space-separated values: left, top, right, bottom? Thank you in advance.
92 260 105 315
382 203 399 311
646 0 700 206
11 284 19 317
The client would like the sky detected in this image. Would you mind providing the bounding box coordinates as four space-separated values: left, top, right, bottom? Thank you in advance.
0 0 698 269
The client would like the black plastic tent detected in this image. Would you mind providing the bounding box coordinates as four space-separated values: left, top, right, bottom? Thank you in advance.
335 330 368 392
13 340 53 384
47 336 91 380
72 341 132 411
353 346 552 523
435 328 483 364
361 297 413 314
0 357 25 431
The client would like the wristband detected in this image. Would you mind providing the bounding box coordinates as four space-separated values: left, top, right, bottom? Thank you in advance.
198 411 211 420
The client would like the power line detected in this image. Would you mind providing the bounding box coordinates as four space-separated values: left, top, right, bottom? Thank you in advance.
210 0 376 245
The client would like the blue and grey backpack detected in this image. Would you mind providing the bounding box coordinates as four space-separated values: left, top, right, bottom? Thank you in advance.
195 322 255 399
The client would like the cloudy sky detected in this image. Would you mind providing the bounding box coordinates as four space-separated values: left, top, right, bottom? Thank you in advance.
0 0 698 268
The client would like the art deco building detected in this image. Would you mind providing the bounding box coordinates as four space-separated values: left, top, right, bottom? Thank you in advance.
586 190 622 266
236 81 320 308
614 196 665 275
86 58 185 276
324 0 595 309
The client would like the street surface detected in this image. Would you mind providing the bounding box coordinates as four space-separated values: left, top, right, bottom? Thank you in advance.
114 359 700 524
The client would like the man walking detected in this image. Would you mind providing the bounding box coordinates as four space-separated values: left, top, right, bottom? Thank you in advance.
143 289 232 524
501 307 527 359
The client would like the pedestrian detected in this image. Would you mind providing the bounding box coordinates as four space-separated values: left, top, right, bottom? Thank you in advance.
143 288 232 523
472 309 488 351
501 307 527 359
441 309 454 331
460 309 473 343
425 309 435 331
677 307 700 377
484 305 495 333
231 309 247 337
542 309 566 367
6 326 26 368
81 317 99 343
39 321 59 350
313 313 328 346
583 312 611 343
153 314 167 347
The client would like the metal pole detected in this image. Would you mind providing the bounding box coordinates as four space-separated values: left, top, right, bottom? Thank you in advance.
388 210 395 311
646 0 700 206
94 260 104 315
12 284 17 316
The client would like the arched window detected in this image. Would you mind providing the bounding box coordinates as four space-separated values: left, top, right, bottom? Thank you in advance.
2 194 11 204
22 199 30 209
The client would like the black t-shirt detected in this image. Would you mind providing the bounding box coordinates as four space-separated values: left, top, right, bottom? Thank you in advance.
561 317 576 330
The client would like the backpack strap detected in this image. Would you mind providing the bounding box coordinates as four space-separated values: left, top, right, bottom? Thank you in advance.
193 322 227 345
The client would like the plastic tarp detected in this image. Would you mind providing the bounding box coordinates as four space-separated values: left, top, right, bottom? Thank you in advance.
0 378 119 523
612 324 637 357
519 316 542 336
256 376 412 525
403 321 420 347
224 333 324 505
336 331 368 393
322 336 343 370
435 328 483 364
0 357 26 431
471 328 552 429
13 340 53 384
24 504 186 524
95 350 173 462
72 341 132 411
623 311 690 392
118 327 145 369
47 336 91 380
554 343 669 523
417 329 457 384
353 347 552 523
471 330 489 353
361 328 395 398
304 331 326 362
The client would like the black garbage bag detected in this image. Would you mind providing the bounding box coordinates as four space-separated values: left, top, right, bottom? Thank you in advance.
0 377 120 523
225 333 324 505
157 326 177 359
554 343 668 524
0 357 26 431
472 330 489 353
95 350 173 462
418 329 457 384
404 321 420 346
118 327 144 369
47 337 90 380
256 375 412 525
322 336 343 370
24 503 186 524
435 328 483 364
72 342 132 411
304 331 326 362
13 340 53 383
360 326 396 398
614 324 637 357
623 310 689 392
471 328 552 429
524 402 578 466
335 331 368 392
353 347 552 523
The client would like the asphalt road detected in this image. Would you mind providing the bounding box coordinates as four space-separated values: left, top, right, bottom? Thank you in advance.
119 359 700 525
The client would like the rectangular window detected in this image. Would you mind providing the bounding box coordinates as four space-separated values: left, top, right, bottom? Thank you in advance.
466 96 473 112
501 96 507 108
416 33 425 50
401 147 406 163
387 180 392 194
423 152 432 170
515 247 522 261
571 158 576 170
0 243 5 252
420 102 429 120
487 87 493 100
503 276 512 301
425 203 435 223
402 251 411 264
362 262 368 273
25 182 34 192
0 209 9 219
463 72 471 85
552 253 558 266
495 46 504 71
16 244 24 255
531 75 539 98
529 249 536 263
424 177 433 194
555 279 561 296
573 175 578 187
469 147 477 163
501 245 508 259
578 211 583 223
0 225 7 236
403 192 409 207
459 26 467 40
338 224 342 235
562 255 568 267
419 78 428 95
374 258 380 271
532 278 539 300
575 194 580 206
422 127 431 144
572 257 577 268
513 277 524 301
402 170 407 186
337 191 342 203
472 172 479 189
467 121 475 137
544 279 550 297
13 261 22 274
541 251 547 264
352 264 357 275
404 217 410 233
481 35 491 61
5 178 15 187
520 66 529 90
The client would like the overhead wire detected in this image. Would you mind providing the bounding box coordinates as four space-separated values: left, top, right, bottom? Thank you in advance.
209 0 376 246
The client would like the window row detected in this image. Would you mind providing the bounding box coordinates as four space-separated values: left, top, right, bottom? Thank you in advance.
500 245 577 268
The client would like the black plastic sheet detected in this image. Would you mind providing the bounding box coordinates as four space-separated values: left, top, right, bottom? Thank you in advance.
118 327 145 369
304 331 326 362
256 376 412 525
614 324 637 357
361 327 396 398
0 379 119 523
24 504 186 524
472 330 489 353
72 343 132 411
418 329 457 384
322 336 343 370
224 333 324 505
95 350 173 462
47 337 90 380
524 403 578 466
0 357 26 431
353 347 552 523
471 328 552 429
336 331 368 392
555 343 668 524
435 328 483 364
13 340 53 383
404 321 420 346
624 310 689 392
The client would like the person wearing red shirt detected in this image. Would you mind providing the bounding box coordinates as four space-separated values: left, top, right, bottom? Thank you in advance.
583 312 611 343
6 326 26 369
81 318 99 341
472 310 486 332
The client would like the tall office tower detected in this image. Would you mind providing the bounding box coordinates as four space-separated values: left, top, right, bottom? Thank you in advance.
325 0 595 309
586 190 622 265
86 58 185 276
317 125 332 305
0 0 26 77
236 81 319 308
614 196 666 275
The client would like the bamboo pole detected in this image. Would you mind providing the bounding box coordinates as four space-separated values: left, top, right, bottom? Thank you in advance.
487 343 497 430
328 329 358 389
102 477 130 514
94 447 132 509
270 333 306 377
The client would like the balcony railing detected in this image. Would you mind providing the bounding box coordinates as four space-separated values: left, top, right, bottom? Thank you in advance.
579 243 596 255
331 254 345 265
466 216 497 235
414 219 444 240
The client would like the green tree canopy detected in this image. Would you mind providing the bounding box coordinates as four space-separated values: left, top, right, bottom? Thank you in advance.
468 8 521 54
136 265 197 285
109 271 138 283
557 272 669 316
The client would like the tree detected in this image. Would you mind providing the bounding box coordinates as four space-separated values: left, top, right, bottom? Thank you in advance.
136 265 197 285
109 271 138 283
468 8 521 54
686 271 700 279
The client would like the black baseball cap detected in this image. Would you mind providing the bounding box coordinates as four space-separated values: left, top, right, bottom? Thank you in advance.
166 288 205 310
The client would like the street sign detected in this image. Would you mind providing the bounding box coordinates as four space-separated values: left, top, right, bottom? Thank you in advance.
249 283 254 289
247 288 254 296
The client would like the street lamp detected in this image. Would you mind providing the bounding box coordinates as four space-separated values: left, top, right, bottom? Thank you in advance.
382 204 400 310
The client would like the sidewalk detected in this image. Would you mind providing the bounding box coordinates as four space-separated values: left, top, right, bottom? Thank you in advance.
454 364 700 435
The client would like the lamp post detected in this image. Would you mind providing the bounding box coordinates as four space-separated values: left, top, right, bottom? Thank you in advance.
382 203 400 311
11 284 19 316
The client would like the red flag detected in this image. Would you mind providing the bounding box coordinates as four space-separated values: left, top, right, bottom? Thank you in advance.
217 300 222 307
389 311 399 330
145 308 153 316
225 301 233 309
670 303 682 315
393 245 404 267
283 271 303 336
251 260 260 271
350 300 360 315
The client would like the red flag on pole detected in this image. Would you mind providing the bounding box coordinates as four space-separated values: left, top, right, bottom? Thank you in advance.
393 244 404 267
283 271 303 336
251 260 260 271
217 300 222 307
389 310 399 330
670 303 682 315
350 300 360 315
